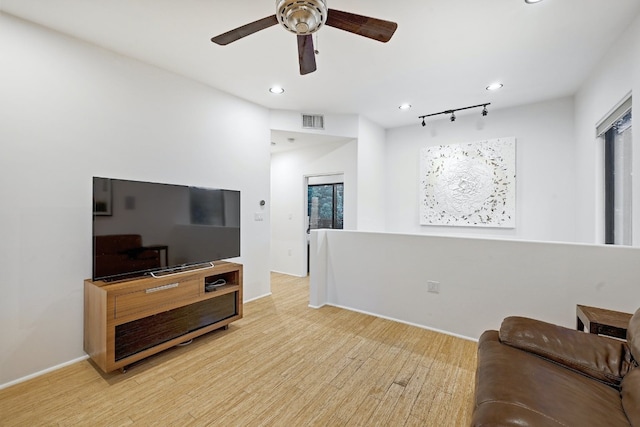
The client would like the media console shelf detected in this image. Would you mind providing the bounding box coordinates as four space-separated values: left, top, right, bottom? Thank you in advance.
84 262 242 373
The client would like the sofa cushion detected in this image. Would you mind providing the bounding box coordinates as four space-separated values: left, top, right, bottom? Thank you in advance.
500 316 632 387
622 368 640 427
473 330 630 427
627 308 640 363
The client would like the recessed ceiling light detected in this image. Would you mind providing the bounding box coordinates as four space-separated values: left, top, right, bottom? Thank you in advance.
399 103 412 110
486 82 504 91
524 0 544 3
269 86 285 94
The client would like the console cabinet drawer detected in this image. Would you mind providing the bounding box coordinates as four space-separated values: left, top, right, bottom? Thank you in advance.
114 279 200 318
114 292 238 361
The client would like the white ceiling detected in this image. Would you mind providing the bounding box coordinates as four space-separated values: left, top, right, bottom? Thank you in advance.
2 0 640 130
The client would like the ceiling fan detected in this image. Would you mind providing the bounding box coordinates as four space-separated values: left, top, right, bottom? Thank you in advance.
211 0 398 75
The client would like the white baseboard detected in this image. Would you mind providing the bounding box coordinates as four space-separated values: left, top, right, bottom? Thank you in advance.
244 292 272 303
0 355 89 391
320 303 478 343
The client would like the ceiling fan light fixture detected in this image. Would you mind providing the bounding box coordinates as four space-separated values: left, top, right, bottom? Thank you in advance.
277 0 327 35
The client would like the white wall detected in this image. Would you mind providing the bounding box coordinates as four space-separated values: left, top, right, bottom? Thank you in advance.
574 13 640 245
310 230 640 340
356 117 387 231
385 97 577 242
0 14 271 387
270 139 357 276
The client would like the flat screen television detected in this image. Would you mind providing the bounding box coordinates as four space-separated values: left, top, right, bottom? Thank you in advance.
92 177 240 282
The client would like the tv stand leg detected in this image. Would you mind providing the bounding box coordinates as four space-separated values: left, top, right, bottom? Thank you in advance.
120 366 128 374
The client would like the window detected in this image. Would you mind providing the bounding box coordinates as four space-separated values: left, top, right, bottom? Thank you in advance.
307 183 344 230
600 101 632 245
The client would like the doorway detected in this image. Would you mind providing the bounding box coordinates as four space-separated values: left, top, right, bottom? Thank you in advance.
306 174 344 273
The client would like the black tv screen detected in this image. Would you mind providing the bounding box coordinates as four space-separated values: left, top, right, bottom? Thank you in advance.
92 177 240 282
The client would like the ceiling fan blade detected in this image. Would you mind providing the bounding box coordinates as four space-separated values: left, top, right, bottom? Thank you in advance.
326 9 397 43
297 34 317 75
211 15 278 45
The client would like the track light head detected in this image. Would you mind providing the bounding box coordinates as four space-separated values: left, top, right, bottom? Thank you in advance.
421 118 426 127
482 105 488 116
450 112 456 122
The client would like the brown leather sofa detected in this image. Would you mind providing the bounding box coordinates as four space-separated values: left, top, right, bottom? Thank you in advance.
472 308 640 426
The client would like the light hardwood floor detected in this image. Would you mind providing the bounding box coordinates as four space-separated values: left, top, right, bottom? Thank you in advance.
0 273 478 426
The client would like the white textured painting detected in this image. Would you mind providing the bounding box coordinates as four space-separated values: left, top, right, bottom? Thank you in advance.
419 137 516 227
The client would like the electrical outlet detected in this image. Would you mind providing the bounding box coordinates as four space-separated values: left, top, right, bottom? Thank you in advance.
427 280 440 294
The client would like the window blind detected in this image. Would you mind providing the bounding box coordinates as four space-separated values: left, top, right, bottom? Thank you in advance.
596 96 632 136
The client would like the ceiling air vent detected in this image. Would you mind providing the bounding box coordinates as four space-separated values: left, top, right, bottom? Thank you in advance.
302 114 325 130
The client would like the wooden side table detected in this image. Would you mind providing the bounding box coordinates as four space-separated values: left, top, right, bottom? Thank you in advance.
576 304 632 340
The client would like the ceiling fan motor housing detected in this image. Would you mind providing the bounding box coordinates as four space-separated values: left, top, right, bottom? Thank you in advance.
276 0 328 35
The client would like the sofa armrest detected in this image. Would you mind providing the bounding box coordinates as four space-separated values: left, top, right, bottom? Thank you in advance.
500 316 632 387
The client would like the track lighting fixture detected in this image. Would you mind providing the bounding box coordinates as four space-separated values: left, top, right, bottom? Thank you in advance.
418 103 490 127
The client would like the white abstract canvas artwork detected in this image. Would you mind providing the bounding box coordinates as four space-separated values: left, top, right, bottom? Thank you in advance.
419 137 516 227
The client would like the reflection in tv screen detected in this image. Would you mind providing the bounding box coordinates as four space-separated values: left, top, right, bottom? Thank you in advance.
92 177 240 282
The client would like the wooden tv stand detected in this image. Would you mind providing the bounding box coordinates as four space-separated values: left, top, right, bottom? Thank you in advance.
84 262 242 373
